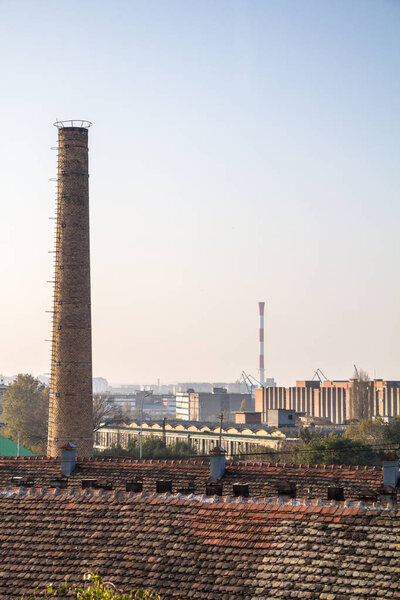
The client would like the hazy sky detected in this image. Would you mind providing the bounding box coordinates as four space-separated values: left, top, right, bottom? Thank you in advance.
0 0 399 386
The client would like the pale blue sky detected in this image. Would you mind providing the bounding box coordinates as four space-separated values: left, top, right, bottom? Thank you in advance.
0 0 399 385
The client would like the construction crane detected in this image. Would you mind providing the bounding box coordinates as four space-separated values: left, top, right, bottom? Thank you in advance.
239 371 262 398
311 368 329 383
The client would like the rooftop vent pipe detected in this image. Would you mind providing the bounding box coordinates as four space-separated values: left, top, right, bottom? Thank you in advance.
61 442 76 477
382 452 399 489
210 445 226 480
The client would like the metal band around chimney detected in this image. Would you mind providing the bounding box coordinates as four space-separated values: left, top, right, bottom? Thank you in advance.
48 437 93 442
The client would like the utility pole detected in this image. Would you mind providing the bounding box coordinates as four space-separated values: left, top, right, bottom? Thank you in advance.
139 392 152 459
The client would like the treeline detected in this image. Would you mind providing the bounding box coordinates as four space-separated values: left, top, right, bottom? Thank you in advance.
239 418 400 466
95 435 196 460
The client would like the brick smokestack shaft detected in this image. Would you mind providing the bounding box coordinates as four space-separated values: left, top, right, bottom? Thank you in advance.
258 302 265 387
47 124 93 458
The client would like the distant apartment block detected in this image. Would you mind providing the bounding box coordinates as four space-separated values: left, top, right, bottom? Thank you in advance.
174 388 251 423
175 391 191 421
111 391 176 421
189 388 251 422
255 379 400 425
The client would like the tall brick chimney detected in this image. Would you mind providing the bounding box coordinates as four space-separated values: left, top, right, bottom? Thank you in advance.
47 120 94 458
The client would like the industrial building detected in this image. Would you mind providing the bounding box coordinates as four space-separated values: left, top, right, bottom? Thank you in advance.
94 420 286 457
175 387 251 422
256 379 400 425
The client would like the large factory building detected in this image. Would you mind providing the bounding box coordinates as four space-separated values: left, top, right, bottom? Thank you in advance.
255 379 400 425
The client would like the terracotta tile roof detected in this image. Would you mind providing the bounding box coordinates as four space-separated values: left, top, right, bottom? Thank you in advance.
0 457 383 500
0 488 399 599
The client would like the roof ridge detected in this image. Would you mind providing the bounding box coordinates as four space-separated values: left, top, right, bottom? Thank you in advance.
0 456 381 471
2 487 397 511
226 461 380 472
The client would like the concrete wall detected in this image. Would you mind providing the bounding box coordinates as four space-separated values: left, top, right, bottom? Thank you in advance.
256 379 400 425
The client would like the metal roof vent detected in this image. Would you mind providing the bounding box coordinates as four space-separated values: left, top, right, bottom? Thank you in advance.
232 483 250 497
49 478 68 489
126 481 143 492
382 452 399 489
206 481 223 496
81 478 98 489
11 477 34 487
61 442 77 477
327 486 344 501
156 480 172 493
276 481 296 498
210 446 226 480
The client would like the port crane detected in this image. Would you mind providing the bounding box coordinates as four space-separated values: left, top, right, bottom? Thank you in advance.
311 368 329 383
239 371 262 398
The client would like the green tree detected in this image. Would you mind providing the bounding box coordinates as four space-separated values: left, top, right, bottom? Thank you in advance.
345 415 400 450
2 374 48 454
299 434 378 466
385 417 400 445
93 394 117 431
345 417 386 445
95 435 195 459
350 368 371 420
299 426 316 444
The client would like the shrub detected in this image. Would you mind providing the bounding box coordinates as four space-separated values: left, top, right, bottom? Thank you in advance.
22 574 160 599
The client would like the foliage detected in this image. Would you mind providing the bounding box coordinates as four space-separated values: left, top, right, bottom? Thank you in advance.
22 573 160 599
345 416 400 447
95 434 196 459
350 368 371 420
384 417 400 445
299 433 379 466
299 426 315 445
239 397 247 412
2 374 48 454
92 395 117 432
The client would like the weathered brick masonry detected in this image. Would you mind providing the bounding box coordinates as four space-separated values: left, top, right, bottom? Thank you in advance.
47 125 93 457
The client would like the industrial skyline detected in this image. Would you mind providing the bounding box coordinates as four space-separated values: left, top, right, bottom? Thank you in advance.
0 1 399 386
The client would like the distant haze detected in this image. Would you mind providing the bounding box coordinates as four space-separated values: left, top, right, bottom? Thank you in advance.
0 1 399 386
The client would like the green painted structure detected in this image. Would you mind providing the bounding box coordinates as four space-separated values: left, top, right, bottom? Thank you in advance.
0 435 34 457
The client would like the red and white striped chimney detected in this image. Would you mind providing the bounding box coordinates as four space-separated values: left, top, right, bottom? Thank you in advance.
258 302 265 387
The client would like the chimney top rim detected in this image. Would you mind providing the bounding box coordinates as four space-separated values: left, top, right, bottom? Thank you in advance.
54 119 92 129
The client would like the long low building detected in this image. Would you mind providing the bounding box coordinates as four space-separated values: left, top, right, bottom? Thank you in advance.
256 379 400 425
95 420 287 456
